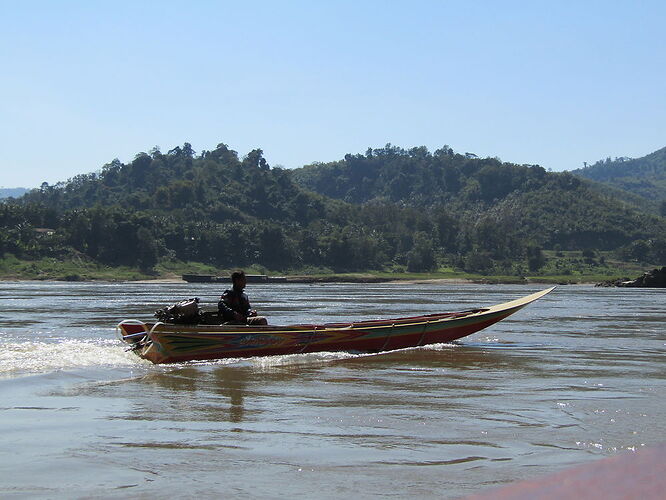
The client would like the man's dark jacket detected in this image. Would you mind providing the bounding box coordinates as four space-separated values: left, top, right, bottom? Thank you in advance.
218 288 251 321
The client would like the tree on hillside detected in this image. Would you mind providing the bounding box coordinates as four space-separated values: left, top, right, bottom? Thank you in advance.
407 232 437 272
527 245 546 272
136 226 159 271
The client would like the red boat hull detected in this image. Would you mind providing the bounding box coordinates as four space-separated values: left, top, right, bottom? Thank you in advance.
118 287 554 364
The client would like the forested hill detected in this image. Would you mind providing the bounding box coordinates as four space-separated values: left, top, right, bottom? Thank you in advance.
571 146 666 210
5 143 352 270
20 143 332 225
293 145 551 206
291 144 666 259
2 142 665 275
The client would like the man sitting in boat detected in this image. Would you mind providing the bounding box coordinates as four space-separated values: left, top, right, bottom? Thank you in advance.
218 270 268 325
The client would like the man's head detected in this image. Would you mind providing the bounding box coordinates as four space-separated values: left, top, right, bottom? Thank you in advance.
231 270 246 290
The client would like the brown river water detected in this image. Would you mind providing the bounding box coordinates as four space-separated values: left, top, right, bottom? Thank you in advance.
0 282 664 498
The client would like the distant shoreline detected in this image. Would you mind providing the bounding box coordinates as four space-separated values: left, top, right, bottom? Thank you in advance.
0 275 592 285
133 277 590 285
0 255 650 286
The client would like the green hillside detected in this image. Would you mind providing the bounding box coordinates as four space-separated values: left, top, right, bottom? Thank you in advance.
292 144 666 268
293 144 665 246
5 143 350 271
571 147 666 212
2 142 665 279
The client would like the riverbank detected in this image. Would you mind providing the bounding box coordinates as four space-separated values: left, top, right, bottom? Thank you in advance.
0 255 650 285
0 272 593 285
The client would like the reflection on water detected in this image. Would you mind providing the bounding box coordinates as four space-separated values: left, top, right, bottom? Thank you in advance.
0 282 664 498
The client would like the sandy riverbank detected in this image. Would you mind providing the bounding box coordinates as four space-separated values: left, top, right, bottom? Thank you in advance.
128 276 580 285
0 275 592 285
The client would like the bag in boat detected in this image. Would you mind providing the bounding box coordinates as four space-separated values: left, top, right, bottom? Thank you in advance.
155 297 201 324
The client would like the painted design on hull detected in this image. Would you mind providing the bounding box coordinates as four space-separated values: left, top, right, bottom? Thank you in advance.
118 287 555 364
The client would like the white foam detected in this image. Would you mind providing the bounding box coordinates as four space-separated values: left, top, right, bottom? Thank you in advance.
251 350 366 369
0 339 465 378
225 344 461 370
0 339 144 376
172 349 368 371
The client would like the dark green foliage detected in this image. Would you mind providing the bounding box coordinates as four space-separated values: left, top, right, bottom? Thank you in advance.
618 238 666 264
572 147 666 212
293 144 549 206
3 143 396 272
407 232 437 272
3 142 665 275
527 245 546 272
292 144 666 271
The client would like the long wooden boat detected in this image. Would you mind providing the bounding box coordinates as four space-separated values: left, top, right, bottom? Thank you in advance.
117 287 555 364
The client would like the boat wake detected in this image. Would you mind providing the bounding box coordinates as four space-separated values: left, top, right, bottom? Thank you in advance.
0 339 144 377
181 343 464 370
0 336 531 379
0 338 414 378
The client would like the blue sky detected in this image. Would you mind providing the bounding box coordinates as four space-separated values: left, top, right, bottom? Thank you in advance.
1 0 664 187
